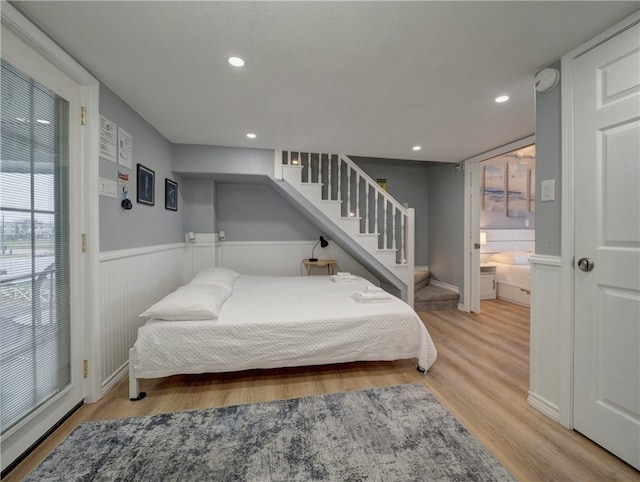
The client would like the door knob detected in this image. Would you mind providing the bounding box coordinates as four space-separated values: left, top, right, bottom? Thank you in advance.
577 257 595 272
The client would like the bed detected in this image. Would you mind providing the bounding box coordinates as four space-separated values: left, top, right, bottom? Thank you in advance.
488 259 531 306
481 230 534 307
128 269 438 400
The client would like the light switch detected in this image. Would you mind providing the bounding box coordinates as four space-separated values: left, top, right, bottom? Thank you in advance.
99 177 118 198
540 179 555 202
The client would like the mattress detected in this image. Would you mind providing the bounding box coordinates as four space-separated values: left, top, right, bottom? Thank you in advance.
131 275 438 380
489 262 531 290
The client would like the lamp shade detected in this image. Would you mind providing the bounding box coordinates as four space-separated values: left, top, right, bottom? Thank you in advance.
319 236 329 248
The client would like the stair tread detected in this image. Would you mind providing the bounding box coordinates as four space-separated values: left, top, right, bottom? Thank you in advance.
414 284 459 302
414 269 431 284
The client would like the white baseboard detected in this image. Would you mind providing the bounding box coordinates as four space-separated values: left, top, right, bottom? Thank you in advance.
430 279 459 294
101 362 129 399
527 391 560 422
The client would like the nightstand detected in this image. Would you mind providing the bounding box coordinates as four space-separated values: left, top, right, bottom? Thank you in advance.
303 259 337 275
480 264 497 300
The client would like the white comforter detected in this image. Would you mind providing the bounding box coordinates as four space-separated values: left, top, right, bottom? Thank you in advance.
131 275 437 379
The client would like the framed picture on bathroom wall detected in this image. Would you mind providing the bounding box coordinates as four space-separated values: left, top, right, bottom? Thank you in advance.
529 168 535 212
506 160 528 218
482 165 505 212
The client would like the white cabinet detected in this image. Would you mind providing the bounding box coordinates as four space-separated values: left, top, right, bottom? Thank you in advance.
480 264 497 300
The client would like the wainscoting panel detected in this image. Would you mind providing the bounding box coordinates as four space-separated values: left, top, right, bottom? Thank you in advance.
527 254 562 422
99 244 187 392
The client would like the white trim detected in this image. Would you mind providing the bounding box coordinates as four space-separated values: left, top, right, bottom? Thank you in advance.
1 3 101 466
430 279 459 294
99 242 186 262
558 9 640 429
529 254 562 267
527 392 560 422
101 362 129 397
462 135 536 315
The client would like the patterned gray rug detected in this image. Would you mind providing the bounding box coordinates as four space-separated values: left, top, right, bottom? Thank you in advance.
26 384 514 481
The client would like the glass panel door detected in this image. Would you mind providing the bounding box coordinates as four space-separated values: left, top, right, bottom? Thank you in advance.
0 59 71 434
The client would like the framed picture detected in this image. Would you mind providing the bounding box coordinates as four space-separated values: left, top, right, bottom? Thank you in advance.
376 178 388 191
507 160 528 218
165 179 178 211
136 163 155 206
482 165 505 212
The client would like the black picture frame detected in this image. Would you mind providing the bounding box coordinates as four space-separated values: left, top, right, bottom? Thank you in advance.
136 163 155 206
165 178 178 211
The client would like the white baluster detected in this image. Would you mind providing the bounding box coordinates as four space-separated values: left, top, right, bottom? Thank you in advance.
392 206 397 251
383 200 388 249
400 213 406 263
327 154 332 200
365 183 370 233
355 174 360 221
346 166 352 217
374 190 379 243
337 157 342 207
287 150 291 165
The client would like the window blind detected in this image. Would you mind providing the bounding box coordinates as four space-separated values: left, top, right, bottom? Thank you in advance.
0 59 71 434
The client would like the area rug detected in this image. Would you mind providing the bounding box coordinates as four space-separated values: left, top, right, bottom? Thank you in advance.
26 384 514 481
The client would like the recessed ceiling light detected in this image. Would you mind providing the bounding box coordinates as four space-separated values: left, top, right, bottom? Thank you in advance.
246 133 256 139
412 146 422 151
495 95 509 103
228 56 245 67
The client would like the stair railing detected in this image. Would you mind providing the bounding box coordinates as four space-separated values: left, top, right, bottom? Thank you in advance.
279 151 412 267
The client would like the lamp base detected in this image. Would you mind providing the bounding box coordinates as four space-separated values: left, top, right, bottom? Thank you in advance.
308 258 318 262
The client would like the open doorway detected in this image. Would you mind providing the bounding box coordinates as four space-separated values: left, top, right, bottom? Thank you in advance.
462 136 535 313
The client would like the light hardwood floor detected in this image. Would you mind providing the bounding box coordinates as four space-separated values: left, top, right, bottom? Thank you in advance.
4 300 639 481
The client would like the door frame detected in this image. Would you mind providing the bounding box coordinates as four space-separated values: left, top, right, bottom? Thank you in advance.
559 9 640 429
1 3 100 468
462 135 535 313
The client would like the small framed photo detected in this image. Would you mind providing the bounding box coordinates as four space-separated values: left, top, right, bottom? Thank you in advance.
136 163 155 206
165 179 178 211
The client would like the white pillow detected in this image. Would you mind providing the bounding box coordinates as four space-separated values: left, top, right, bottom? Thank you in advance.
189 267 240 291
490 251 531 265
139 284 230 320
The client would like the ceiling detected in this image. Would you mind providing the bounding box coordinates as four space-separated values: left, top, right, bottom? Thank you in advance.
13 1 639 163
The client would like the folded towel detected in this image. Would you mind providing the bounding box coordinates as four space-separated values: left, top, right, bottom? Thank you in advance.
352 290 392 303
364 285 384 293
331 275 359 283
336 271 352 277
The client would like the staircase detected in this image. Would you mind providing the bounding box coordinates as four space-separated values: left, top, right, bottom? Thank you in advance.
276 151 414 305
413 268 460 311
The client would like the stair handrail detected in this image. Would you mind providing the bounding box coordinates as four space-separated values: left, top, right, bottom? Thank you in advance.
338 154 409 216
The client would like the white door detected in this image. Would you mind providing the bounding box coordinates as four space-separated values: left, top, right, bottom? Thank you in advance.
1 27 86 469
572 17 640 470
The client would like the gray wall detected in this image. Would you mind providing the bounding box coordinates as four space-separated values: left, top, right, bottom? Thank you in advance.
172 144 273 177
182 178 216 233
99 84 183 251
534 61 562 256
351 157 430 266
427 163 465 298
216 183 319 241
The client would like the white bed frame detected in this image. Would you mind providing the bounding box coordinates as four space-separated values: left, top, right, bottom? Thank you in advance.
480 229 534 307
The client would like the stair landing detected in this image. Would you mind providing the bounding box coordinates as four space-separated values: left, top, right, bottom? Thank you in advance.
414 284 459 312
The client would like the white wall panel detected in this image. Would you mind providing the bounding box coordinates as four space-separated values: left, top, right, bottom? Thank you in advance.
99 244 187 392
528 254 562 422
